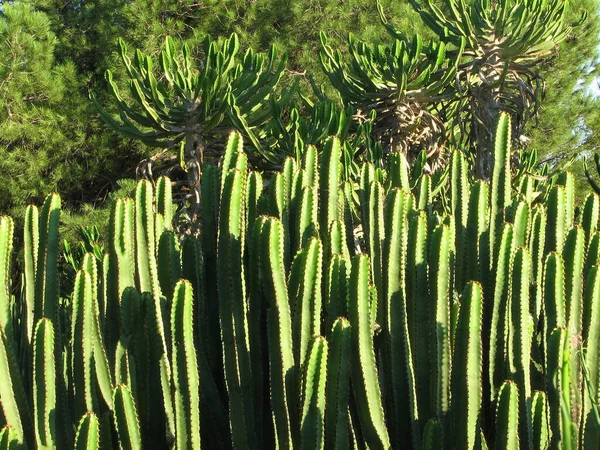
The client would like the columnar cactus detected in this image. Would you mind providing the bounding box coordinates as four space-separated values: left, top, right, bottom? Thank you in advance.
0 117 598 449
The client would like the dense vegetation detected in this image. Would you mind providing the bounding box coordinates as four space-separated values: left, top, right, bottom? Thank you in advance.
1 0 600 448
1 115 600 448
0 0 598 222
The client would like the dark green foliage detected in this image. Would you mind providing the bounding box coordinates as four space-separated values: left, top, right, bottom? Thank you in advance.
1 15 600 445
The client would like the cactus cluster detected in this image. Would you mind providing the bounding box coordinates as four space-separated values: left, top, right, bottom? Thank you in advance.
0 113 599 448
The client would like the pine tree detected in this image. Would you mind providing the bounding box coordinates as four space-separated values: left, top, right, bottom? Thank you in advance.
0 1 147 216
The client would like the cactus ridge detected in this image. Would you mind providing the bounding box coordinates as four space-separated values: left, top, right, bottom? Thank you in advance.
33 318 56 448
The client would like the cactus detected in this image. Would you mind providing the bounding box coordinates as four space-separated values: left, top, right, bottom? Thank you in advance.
23 205 39 344
113 384 142 450
0 120 598 449
582 266 600 449
300 336 328 450
0 217 13 346
348 254 390 449
171 280 201 450
74 413 100 450
494 381 519 450
510 247 533 450
290 237 323 369
260 217 296 449
33 319 56 448
532 391 550 450
325 318 351 449
452 282 483 450
218 163 257 448
0 426 19 449
383 188 419 446
429 223 452 428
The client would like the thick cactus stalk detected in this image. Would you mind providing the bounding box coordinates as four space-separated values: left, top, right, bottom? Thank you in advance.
490 113 512 266
217 167 257 448
34 193 61 326
157 230 182 298
0 217 13 344
558 172 575 230
134 179 175 443
200 164 219 262
290 237 323 369
325 254 349 323
466 180 489 287
156 176 173 230
325 318 351 450
180 237 205 349
547 328 575 450
247 216 268 446
300 336 328 450
83 259 114 412
247 171 263 242
417 174 431 211
302 145 319 188
489 224 514 399
71 270 98 417
408 209 430 422
115 287 140 388
422 419 442 450
268 172 286 222
452 282 483 450
582 265 600 449
383 188 419 448
221 131 244 194
450 149 470 290
199 165 222 379
74 413 100 450
494 381 519 450
543 252 566 372
296 186 319 252
290 169 308 243
171 280 201 450
367 181 385 313
113 384 143 450
511 201 530 249
581 193 599 248
429 224 452 426
348 254 390 449
282 158 296 209
360 163 376 243
510 247 533 450
33 319 56 449
23 205 39 344
529 206 547 316
0 323 32 447
328 219 350 262
532 391 549 450
563 226 585 424
135 180 158 295
260 217 296 449
546 185 567 254
319 137 341 234
387 152 411 192
586 233 600 278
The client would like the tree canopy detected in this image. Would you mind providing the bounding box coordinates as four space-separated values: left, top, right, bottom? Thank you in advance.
0 0 598 217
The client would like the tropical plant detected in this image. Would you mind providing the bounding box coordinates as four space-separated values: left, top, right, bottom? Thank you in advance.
400 0 587 179
320 30 463 172
0 114 598 449
92 33 288 228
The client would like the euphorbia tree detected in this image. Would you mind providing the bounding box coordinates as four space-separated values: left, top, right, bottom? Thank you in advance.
401 0 586 178
92 33 287 227
320 31 463 172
